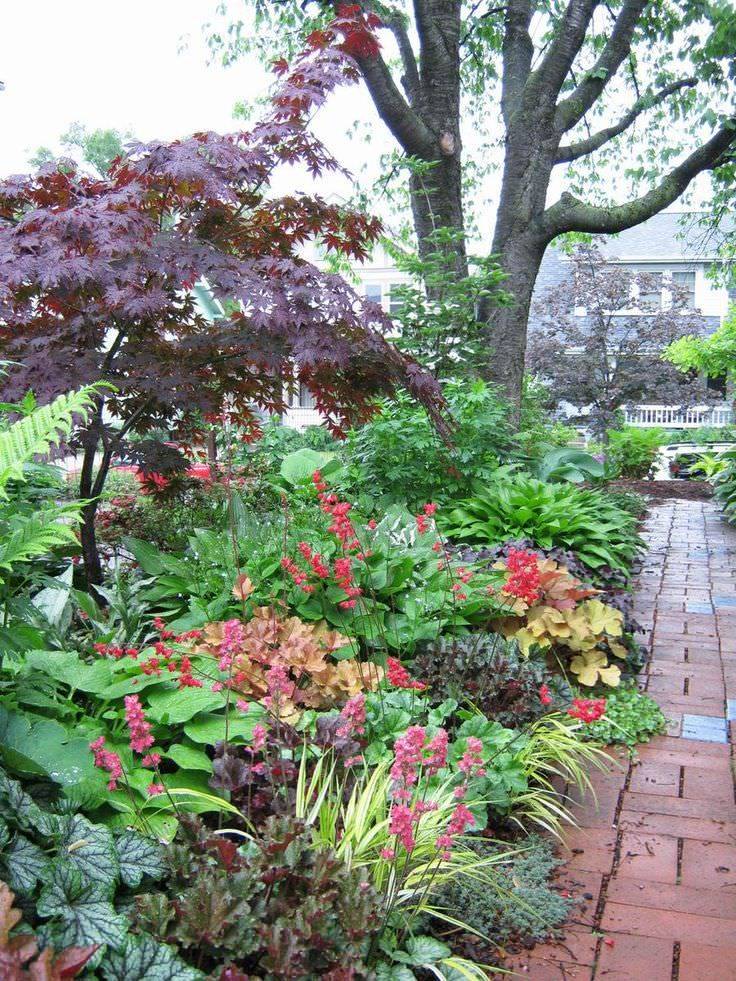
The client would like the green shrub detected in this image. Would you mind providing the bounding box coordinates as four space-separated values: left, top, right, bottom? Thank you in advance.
583 684 666 749
715 447 736 522
602 489 649 518
605 427 666 479
438 835 571 945
345 380 517 507
440 472 644 575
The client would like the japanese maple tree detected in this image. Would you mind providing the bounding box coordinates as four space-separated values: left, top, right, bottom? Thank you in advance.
0 7 444 585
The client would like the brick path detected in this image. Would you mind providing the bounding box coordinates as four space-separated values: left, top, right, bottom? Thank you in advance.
501 501 736 980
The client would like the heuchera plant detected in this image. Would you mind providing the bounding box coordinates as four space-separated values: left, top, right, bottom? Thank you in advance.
0 6 445 585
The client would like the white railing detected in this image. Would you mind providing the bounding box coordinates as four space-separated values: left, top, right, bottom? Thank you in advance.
281 406 325 431
623 404 733 428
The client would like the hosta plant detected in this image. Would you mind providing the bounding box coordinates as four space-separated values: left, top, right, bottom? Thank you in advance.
440 472 643 575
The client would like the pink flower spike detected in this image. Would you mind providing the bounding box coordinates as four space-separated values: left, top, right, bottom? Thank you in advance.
147 783 165 797
124 694 155 754
90 736 123 791
251 723 267 751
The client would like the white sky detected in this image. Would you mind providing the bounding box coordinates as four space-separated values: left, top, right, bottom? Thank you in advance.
0 1 710 244
0 1 276 173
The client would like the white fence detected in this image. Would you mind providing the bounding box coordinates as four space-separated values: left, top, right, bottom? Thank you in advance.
281 407 325 430
623 404 733 428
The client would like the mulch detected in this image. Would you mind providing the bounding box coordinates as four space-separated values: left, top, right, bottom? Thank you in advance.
610 478 713 501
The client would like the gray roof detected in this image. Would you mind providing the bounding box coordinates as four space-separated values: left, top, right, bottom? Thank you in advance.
592 212 733 262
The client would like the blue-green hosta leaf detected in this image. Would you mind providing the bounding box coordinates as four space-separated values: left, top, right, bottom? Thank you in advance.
24 649 114 693
146 686 224 724
4 833 50 893
58 813 119 893
36 862 128 949
183 706 265 745
115 830 166 888
164 744 212 772
101 934 204 981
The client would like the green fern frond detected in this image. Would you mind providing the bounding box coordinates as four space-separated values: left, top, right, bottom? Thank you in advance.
0 505 82 577
0 384 105 492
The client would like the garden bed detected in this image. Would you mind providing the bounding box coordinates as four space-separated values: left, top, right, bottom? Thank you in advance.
609 478 713 501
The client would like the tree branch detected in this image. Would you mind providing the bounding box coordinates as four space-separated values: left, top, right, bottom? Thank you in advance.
554 0 648 133
353 48 436 157
543 120 736 236
555 78 698 163
500 0 534 125
531 0 600 106
386 14 421 104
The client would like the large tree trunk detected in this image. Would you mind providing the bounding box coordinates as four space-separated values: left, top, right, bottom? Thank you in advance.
481 234 548 409
409 154 467 284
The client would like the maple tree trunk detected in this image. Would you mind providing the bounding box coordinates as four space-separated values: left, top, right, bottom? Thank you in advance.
78 435 106 589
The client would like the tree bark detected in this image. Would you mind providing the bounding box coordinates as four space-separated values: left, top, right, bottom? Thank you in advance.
78 436 104 588
481 234 548 411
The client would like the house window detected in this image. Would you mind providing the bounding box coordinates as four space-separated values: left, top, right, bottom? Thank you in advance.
671 270 696 308
636 270 663 307
293 383 316 409
364 283 382 305
388 283 404 316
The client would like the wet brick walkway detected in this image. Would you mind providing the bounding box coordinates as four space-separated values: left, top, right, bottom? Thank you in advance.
500 501 736 980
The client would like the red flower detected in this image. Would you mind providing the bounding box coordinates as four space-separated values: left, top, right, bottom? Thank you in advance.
539 683 553 706
386 656 426 691
501 548 542 605
567 697 606 723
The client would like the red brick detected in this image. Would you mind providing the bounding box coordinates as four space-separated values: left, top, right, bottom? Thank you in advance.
628 760 680 797
594 934 673 981
606 878 736 919
569 786 622 829
647 675 687 696
682 766 735 802
617 832 679 884
649 735 730 757
652 698 725 716
634 747 731 771
678 941 736 980
619 809 736 844
600 902 736 945
680 840 736 891
561 828 616 874
623 791 736 823
491 956 590 979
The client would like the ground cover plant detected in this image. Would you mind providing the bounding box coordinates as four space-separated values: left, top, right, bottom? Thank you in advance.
582 684 666 751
